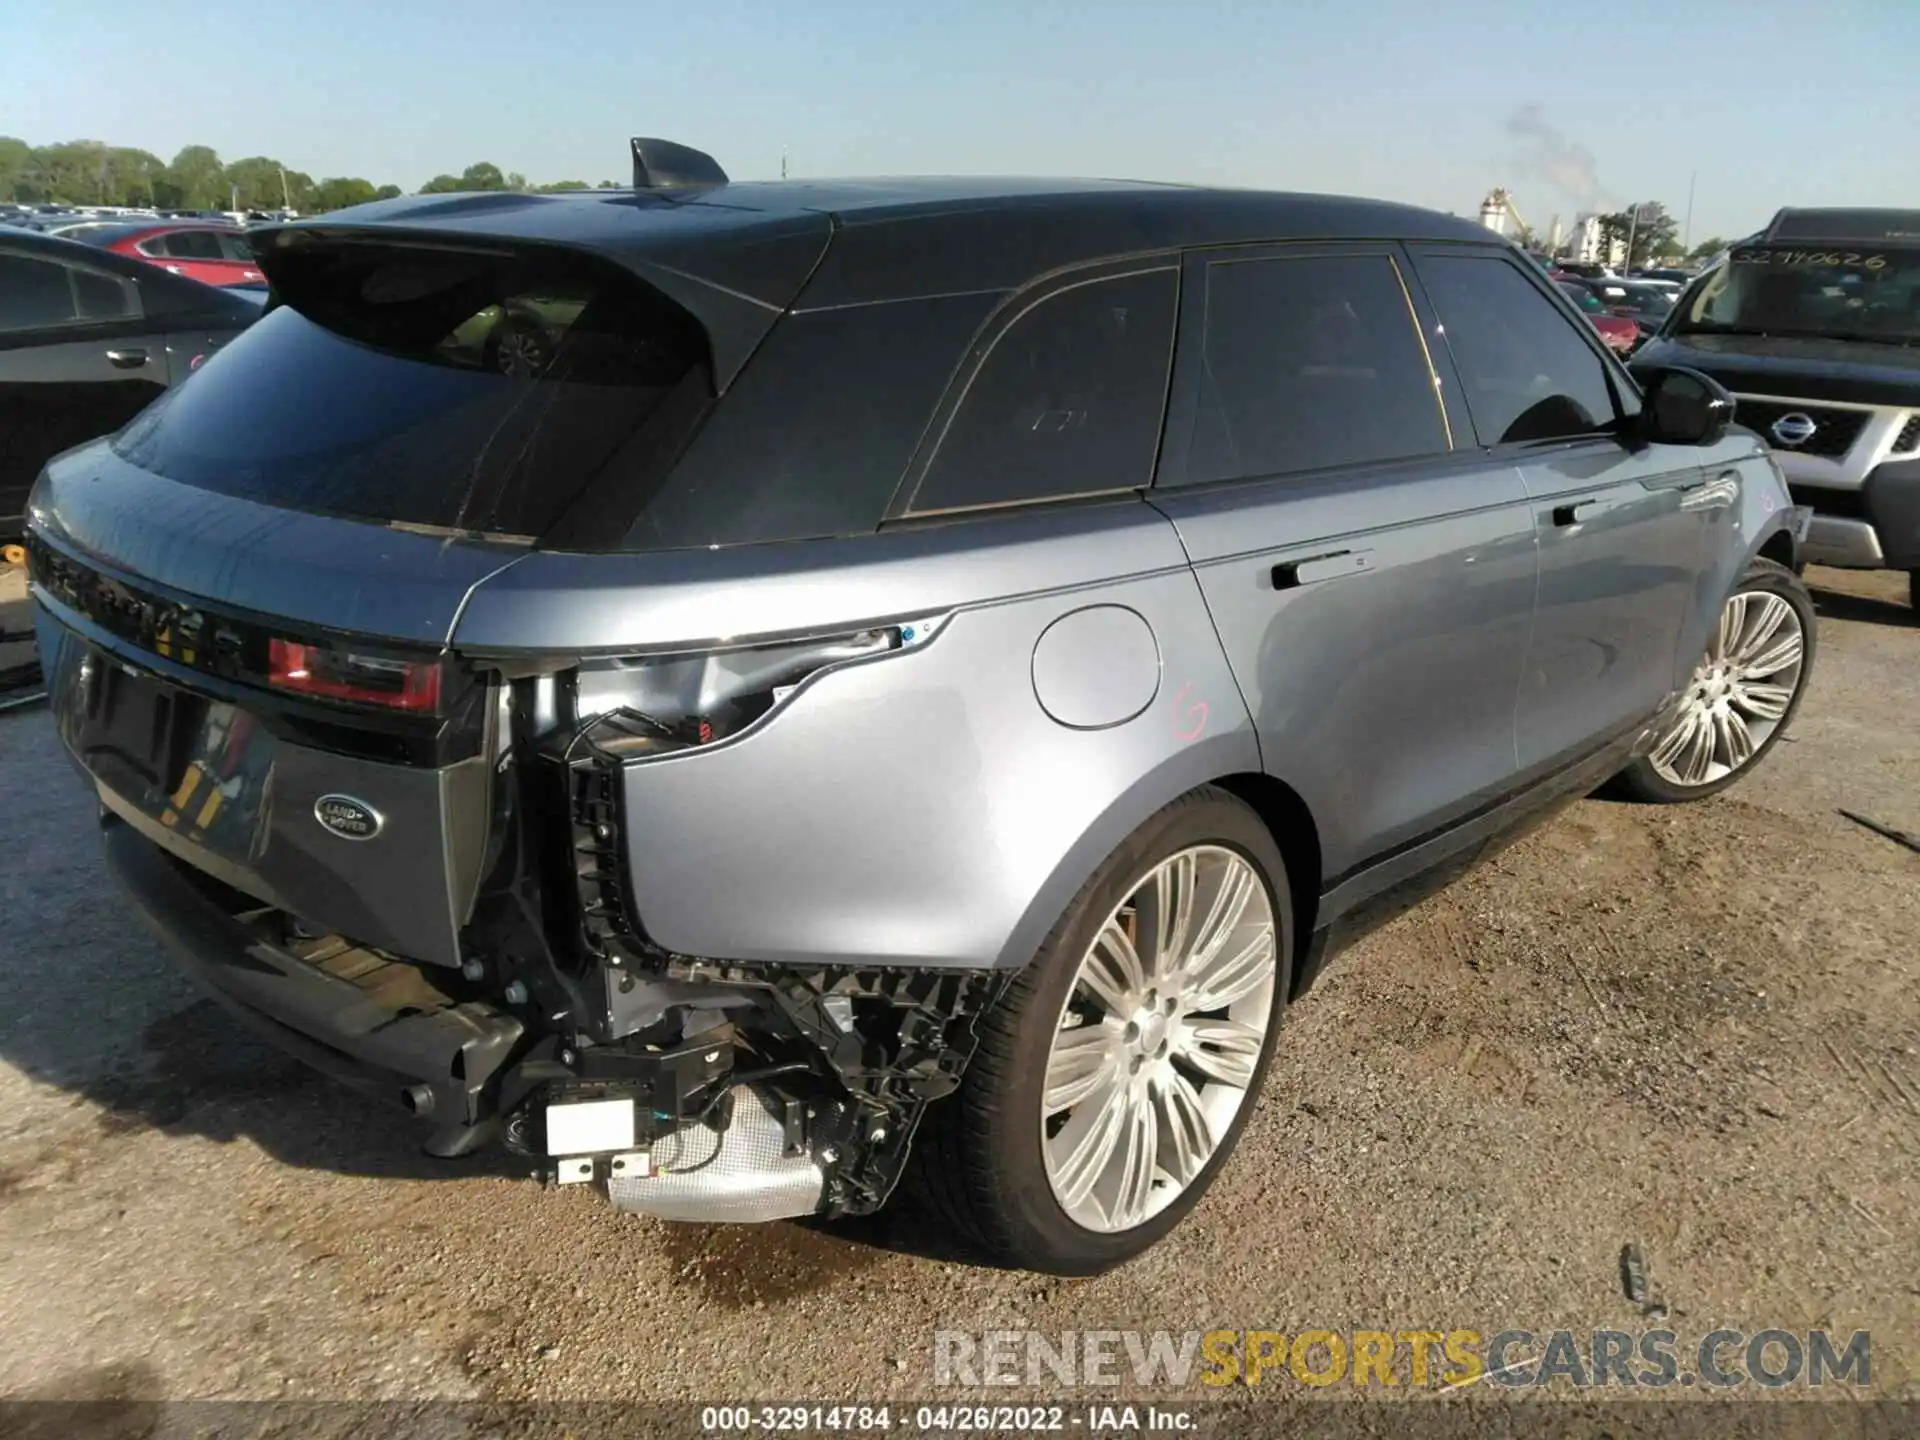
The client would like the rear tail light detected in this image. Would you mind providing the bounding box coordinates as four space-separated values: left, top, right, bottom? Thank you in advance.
269 637 444 712
568 618 947 757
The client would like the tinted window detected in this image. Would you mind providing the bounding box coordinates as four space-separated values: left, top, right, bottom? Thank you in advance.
906 266 1176 513
161 230 227 262
0 252 79 331
113 238 709 538
623 291 998 550
72 268 134 321
217 232 255 262
1420 255 1622 445
1184 253 1447 484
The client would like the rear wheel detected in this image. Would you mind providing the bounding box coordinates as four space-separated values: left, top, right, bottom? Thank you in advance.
915 788 1290 1274
1612 557 1815 803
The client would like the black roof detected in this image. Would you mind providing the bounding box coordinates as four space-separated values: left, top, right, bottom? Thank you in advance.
277 176 1493 304
1761 208 1920 246
260 174 1496 389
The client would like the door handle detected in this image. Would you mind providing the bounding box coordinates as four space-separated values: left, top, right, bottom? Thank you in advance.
1272 549 1375 589
1551 498 1602 527
1678 471 1740 511
105 348 148 369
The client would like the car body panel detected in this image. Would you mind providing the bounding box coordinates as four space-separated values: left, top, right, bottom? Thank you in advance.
1150 460 1538 887
30 447 527 647
1 229 257 536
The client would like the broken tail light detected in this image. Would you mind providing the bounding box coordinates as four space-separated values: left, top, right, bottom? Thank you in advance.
569 617 948 758
268 637 444 712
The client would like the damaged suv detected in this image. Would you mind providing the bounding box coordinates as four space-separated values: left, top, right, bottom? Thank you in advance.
27 141 1814 1274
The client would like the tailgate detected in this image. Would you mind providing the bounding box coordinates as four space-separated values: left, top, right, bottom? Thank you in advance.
32 532 495 969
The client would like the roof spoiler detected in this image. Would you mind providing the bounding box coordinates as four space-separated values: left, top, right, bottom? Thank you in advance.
631 138 729 191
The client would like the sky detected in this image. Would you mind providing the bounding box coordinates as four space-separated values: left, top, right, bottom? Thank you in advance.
5 0 1918 247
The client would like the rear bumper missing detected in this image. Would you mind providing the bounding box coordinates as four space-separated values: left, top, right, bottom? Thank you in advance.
103 815 525 1151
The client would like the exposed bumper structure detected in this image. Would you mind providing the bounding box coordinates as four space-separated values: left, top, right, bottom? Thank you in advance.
605 1087 825 1223
103 816 524 1154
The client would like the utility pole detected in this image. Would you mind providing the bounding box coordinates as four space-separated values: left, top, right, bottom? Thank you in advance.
1624 201 1644 272
780 146 788 181
1682 171 1696 254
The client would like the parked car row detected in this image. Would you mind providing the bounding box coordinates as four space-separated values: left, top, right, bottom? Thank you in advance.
0 226 260 537
16 142 1819 1275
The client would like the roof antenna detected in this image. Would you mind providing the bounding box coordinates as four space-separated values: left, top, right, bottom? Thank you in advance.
630 138 729 191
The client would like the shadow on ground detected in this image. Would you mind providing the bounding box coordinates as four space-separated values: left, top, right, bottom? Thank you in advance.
1808 579 1915 629
0 709 515 1184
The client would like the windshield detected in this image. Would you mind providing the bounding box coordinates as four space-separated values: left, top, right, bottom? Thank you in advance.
1675 245 1920 343
1557 281 1603 313
1594 282 1673 319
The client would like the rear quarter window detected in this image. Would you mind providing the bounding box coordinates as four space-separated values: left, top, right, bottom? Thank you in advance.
900 265 1178 514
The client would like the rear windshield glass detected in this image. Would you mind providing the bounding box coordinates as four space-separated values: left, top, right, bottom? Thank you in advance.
112 237 710 538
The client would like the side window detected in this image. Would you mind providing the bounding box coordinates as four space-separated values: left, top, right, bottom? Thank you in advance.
1183 253 1449 484
218 232 255 263
0 252 81 332
1419 255 1622 445
163 231 226 262
905 266 1176 514
72 268 136 321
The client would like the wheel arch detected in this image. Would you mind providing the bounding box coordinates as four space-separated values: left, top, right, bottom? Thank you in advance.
993 743 1326 995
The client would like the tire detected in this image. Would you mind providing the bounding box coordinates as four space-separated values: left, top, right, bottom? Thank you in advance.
1612 557 1815 803
483 315 552 378
913 787 1292 1274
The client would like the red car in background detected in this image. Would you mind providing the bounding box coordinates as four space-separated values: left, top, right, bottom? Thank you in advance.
1552 275 1640 355
74 222 264 288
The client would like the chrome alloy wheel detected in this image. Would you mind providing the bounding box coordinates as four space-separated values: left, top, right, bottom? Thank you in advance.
1649 588 1807 789
1041 845 1277 1233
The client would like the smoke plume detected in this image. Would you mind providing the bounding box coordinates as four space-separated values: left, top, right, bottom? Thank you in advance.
1505 104 1614 212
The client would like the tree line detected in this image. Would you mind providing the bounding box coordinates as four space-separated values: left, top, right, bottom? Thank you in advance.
0 139 622 214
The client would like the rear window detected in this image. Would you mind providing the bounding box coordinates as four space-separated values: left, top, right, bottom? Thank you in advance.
112 237 711 538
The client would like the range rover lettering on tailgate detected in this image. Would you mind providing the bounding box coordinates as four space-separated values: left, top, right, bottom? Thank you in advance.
25 139 1816 1274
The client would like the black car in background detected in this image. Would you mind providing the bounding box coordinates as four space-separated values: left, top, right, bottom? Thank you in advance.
0 228 259 537
1634 208 1920 612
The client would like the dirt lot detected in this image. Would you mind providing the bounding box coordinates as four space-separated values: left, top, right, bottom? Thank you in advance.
0 564 1915 1428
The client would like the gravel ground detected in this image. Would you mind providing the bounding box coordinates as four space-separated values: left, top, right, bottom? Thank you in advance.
1 563 1915 1428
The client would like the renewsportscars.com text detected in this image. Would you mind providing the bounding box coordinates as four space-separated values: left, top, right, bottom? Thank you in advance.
934 1328 1871 1390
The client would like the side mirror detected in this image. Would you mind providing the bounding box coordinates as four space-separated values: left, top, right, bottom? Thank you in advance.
1634 365 1734 446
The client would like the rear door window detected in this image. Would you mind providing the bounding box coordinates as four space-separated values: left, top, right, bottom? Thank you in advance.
0 252 80 332
1416 253 1626 445
111 237 712 539
1175 251 1449 485
0 251 134 332
901 265 1177 514
160 230 227 262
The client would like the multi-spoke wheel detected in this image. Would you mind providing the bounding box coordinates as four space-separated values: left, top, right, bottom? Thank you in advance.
1613 558 1816 803
913 788 1290 1275
1042 846 1276 1233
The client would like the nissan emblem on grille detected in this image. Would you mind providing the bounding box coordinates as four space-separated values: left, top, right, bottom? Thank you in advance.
1770 412 1819 447
313 795 383 841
